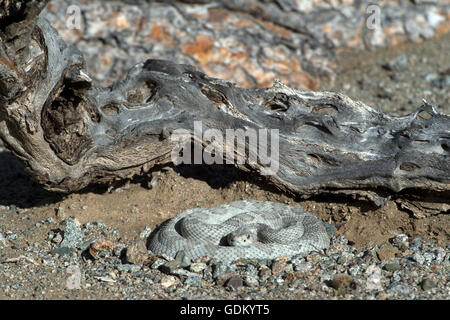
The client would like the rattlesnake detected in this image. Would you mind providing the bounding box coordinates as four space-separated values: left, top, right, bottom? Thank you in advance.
148 200 330 262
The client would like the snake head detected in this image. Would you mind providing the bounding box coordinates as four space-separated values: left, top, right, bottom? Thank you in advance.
226 227 257 247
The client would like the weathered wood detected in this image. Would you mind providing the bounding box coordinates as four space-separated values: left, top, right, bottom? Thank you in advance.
0 1 449 202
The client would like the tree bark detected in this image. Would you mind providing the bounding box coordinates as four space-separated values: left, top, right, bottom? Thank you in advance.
0 1 449 206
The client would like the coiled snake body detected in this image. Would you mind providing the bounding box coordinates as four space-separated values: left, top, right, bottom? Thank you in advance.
148 200 330 262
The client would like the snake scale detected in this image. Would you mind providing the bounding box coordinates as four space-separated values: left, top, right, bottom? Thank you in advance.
148 200 330 262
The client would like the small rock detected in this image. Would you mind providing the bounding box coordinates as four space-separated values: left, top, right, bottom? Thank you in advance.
284 263 294 273
89 239 115 259
323 222 337 237
0 232 7 248
113 243 126 257
348 265 360 276
189 262 207 273
305 252 323 263
434 247 446 264
376 292 390 299
65 265 81 290
383 263 401 272
420 278 436 291
160 259 183 274
337 252 354 265
377 244 400 260
125 240 148 264
424 72 439 83
244 276 259 287
271 256 288 276
259 266 271 279
226 275 243 289
5 232 18 240
216 271 237 286
365 265 383 291
245 263 257 276
150 258 166 270
51 246 72 257
59 218 83 249
55 206 67 219
160 275 178 289
115 264 142 273
41 257 55 266
422 251 435 264
160 251 190 274
294 261 313 273
139 226 152 239
50 231 63 245
329 274 355 290
285 272 301 285
212 261 231 279
389 281 411 295
411 237 423 249
382 54 408 71
184 274 203 287
412 252 425 265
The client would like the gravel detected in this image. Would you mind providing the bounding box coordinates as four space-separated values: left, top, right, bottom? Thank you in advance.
3 218 446 300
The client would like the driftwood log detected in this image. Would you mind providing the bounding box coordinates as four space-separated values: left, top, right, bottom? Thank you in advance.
0 1 449 209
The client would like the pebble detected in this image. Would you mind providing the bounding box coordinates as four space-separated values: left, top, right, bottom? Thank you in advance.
389 282 411 295
420 278 436 291
55 206 67 219
337 252 354 264
412 252 425 265
383 263 401 272
184 274 203 287
113 243 126 257
5 232 18 240
391 234 409 251
226 275 243 289
160 275 178 289
216 271 237 286
125 241 148 265
434 248 446 264
160 251 191 274
422 252 435 264
115 264 142 273
323 222 337 237
59 218 83 249
139 226 152 239
329 274 355 290
294 261 313 273
258 266 271 280
382 54 409 71
150 258 166 270
212 261 231 279
377 244 399 260
89 239 115 258
51 246 72 257
271 256 288 276
244 276 259 287
189 262 207 273
0 232 6 248
365 265 383 291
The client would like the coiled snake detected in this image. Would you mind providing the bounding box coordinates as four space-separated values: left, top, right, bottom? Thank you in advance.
148 200 330 262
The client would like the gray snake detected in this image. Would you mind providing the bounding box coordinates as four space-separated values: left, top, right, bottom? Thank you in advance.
148 200 330 262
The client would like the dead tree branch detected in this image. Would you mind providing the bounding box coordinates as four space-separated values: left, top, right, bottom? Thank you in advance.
0 1 449 202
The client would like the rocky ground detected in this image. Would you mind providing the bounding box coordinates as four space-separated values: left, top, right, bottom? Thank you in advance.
0 1 449 300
